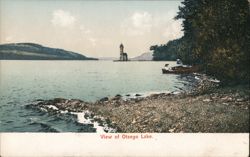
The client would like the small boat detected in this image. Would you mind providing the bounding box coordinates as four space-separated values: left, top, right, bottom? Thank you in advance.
162 64 199 74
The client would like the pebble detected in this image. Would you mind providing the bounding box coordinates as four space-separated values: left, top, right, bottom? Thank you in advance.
221 96 233 101
236 98 244 102
169 128 175 133
203 99 212 102
222 103 229 106
132 119 136 124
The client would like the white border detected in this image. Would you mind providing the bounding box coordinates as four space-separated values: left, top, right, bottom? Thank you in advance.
1 133 249 157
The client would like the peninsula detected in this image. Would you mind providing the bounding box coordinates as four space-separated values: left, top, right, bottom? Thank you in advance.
0 43 97 60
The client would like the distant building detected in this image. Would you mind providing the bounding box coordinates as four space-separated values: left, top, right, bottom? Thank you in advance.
119 43 128 61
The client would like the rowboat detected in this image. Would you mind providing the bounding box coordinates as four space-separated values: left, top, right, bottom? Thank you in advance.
162 65 199 74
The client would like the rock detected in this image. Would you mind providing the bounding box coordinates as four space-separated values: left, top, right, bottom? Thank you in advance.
203 99 212 102
221 96 233 101
53 98 66 103
90 113 95 118
70 101 81 106
236 98 244 102
111 95 121 101
153 118 159 122
172 91 180 95
134 98 142 102
126 94 130 96
169 128 175 133
37 101 45 106
135 94 142 97
150 94 159 98
106 118 112 125
99 97 109 102
222 103 229 106
71 99 83 103
132 119 136 124
165 93 172 96
36 99 44 101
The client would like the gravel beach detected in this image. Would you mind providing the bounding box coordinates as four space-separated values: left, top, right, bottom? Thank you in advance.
29 76 249 133
86 85 249 133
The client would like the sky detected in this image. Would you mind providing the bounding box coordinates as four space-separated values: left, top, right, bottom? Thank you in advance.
0 0 183 58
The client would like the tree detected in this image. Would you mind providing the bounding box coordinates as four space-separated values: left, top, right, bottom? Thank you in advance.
175 0 250 84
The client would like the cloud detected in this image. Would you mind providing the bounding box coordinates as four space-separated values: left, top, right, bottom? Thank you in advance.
88 38 97 46
131 12 152 29
121 11 183 40
5 36 13 42
121 11 153 36
80 25 92 34
162 20 183 40
51 9 76 28
79 25 97 47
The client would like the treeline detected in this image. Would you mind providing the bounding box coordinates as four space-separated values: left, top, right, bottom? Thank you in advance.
153 0 250 84
151 38 181 61
152 37 191 62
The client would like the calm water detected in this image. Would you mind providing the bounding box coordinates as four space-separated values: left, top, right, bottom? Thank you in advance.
0 61 194 132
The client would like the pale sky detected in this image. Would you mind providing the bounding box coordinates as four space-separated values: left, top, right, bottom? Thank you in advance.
0 0 183 58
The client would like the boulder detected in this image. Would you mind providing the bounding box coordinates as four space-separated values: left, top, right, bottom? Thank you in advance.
53 98 66 103
99 97 109 102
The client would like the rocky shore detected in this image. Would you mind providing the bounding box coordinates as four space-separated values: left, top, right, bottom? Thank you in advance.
27 74 249 133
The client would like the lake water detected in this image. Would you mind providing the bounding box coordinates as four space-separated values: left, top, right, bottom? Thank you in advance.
0 61 195 132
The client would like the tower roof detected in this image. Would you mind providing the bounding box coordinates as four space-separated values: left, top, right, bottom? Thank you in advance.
120 43 124 48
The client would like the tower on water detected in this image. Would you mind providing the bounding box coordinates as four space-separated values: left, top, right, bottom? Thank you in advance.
119 43 128 61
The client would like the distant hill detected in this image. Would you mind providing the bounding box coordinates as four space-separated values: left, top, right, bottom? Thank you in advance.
0 43 97 60
130 52 153 61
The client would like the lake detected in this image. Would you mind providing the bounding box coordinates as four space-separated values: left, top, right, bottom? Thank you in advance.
0 61 195 132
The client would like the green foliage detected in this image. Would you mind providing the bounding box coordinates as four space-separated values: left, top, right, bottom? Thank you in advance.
152 36 198 65
152 39 182 61
175 0 250 84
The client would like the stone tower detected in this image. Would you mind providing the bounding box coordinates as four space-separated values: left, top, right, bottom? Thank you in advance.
119 43 128 61
120 43 124 54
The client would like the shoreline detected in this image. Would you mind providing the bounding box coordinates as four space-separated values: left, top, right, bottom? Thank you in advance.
90 85 249 133
27 74 249 133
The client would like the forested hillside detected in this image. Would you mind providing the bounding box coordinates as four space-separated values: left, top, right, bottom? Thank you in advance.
0 43 97 60
152 0 250 84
